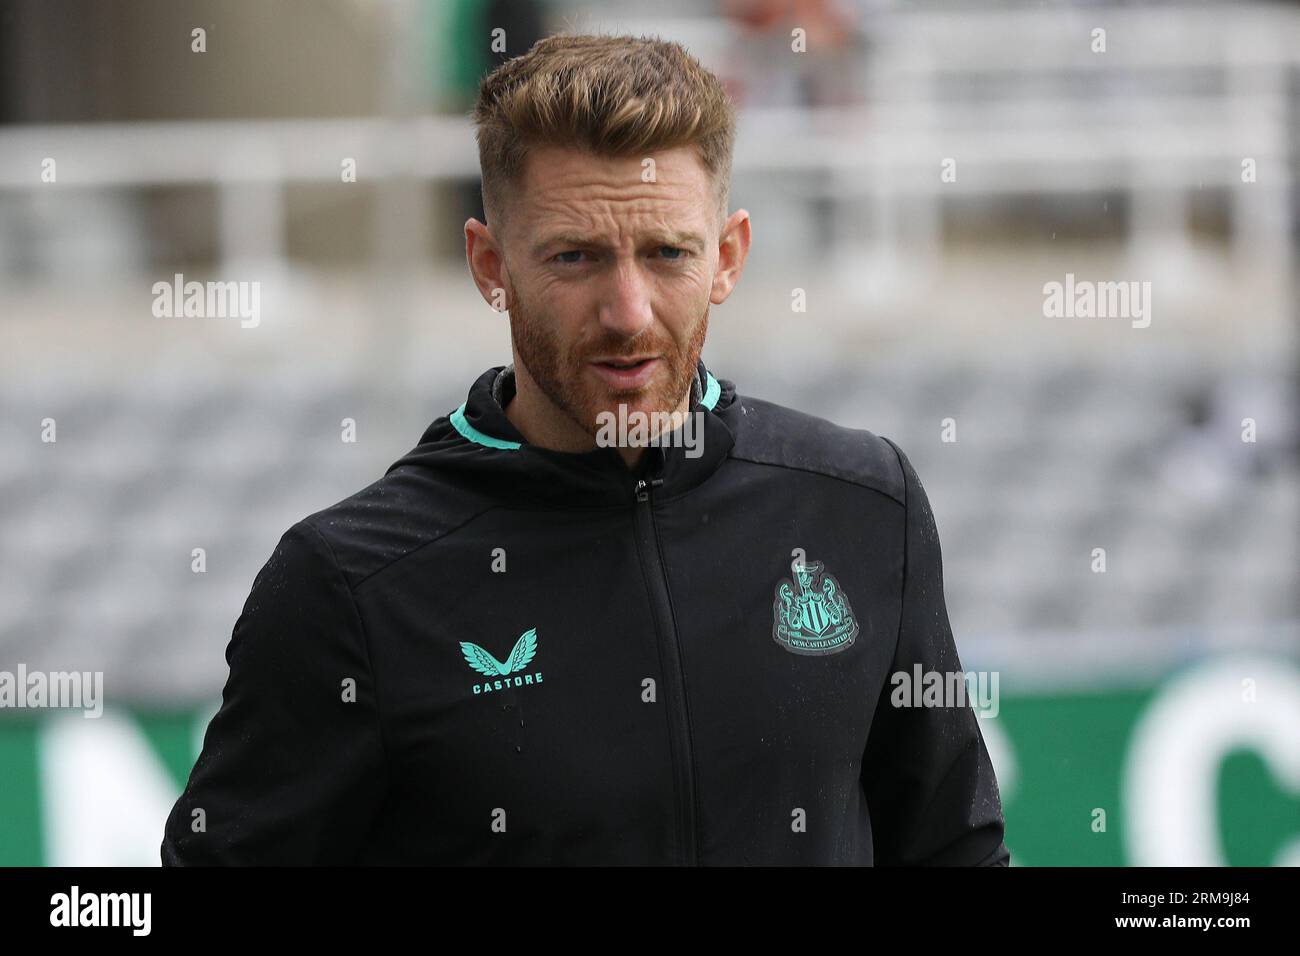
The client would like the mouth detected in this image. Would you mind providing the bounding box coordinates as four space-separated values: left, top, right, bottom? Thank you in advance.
587 356 660 390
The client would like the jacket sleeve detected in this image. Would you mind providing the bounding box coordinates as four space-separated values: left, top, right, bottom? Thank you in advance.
861 438 1010 866
161 521 388 865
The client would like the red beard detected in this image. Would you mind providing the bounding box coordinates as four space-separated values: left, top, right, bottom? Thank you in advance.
507 280 709 440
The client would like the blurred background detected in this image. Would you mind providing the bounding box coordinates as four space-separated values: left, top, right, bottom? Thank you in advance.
0 0 1296 866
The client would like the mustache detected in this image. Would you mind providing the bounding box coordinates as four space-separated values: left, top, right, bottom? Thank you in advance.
576 340 674 361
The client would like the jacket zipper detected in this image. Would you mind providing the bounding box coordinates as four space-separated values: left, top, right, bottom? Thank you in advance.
632 473 699 865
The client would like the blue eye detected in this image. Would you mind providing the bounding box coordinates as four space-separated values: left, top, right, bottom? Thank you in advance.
550 247 686 265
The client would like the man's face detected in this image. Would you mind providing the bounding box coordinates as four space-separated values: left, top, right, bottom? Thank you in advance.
497 145 723 439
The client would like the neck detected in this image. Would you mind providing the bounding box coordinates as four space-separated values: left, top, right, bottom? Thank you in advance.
502 362 694 471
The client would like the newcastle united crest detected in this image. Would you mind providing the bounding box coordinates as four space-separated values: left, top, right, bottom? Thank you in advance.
772 557 859 656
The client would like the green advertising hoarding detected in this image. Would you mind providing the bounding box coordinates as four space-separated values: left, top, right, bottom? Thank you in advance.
1 653 1296 866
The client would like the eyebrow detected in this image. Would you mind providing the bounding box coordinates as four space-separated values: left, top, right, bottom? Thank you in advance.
532 231 706 258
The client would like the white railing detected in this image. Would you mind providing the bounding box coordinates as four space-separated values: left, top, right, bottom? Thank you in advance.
0 5 1293 275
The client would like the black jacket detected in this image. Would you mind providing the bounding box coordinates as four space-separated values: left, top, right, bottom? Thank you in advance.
161 361 1009 865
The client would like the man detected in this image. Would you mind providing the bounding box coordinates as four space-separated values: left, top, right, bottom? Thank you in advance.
161 33 1009 866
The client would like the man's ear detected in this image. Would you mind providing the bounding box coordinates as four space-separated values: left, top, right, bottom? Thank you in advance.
711 209 751 305
465 217 509 312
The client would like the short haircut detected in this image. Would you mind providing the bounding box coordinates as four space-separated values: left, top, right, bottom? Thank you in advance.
471 33 738 240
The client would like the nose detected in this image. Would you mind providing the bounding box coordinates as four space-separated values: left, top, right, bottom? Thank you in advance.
596 258 654 339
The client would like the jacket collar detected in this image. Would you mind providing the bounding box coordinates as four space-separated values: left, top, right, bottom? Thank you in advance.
399 359 736 509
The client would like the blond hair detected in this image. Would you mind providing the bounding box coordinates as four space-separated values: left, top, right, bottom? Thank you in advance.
471 33 738 237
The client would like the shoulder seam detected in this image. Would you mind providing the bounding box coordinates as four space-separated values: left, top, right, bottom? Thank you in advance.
305 502 504 593
726 451 906 507
294 520 392 771
879 436 909 675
